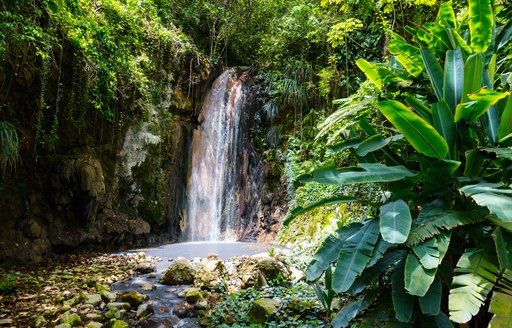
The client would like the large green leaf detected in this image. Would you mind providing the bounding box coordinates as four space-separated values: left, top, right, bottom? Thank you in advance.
436 1 456 28
496 19 512 51
460 182 512 196
432 101 456 158
483 70 500 144
286 195 358 225
489 270 512 327
405 96 432 124
298 163 416 185
388 32 424 77
492 227 512 273
420 313 454 328
489 291 512 328
449 248 500 323
392 263 414 323
419 278 442 315
412 232 451 270
333 219 380 292
349 250 405 295
443 48 464 113
405 253 437 297
455 88 509 122
306 223 363 281
464 149 485 177
367 237 392 268
356 59 383 89
498 94 512 140
420 48 444 102
377 100 449 159
408 207 484 245
470 193 512 223
332 289 379 328
468 0 493 53
462 53 483 103
379 200 412 244
356 135 403 157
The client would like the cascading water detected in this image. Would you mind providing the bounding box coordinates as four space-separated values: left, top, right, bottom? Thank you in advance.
185 70 245 241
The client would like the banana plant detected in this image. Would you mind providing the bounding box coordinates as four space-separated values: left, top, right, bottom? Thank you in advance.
287 1 512 326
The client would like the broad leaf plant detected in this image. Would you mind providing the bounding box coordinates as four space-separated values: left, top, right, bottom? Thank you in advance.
288 0 512 327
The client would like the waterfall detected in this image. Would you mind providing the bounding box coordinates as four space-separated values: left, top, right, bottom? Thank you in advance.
185 70 245 241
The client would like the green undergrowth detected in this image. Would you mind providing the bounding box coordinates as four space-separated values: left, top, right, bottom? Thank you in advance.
205 282 328 327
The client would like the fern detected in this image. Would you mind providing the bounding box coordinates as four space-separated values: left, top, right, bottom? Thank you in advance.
0 121 20 173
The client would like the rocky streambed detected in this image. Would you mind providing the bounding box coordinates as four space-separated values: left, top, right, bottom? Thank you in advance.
0 243 328 328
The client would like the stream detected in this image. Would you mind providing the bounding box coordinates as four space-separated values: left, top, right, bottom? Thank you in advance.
111 242 279 327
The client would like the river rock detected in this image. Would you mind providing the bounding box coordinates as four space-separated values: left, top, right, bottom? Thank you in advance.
86 322 103 328
55 324 72 328
184 288 202 303
106 302 131 310
60 311 82 326
140 282 156 291
195 300 208 310
136 303 154 318
194 257 227 291
85 313 103 322
0 319 13 326
119 291 145 306
135 262 155 274
238 256 290 288
248 298 280 324
172 303 190 318
160 258 195 285
85 293 103 306
108 320 129 328
101 290 117 303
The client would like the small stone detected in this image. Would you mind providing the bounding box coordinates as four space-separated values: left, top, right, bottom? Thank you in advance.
100 290 117 302
85 313 103 321
108 319 129 328
55 324 72 328
60 311 83 326
0 319 13 326
146 273 157 279
105 308 119 320
119 291 145 307
140 282 156 291
138 252 146 259
207 253 219 259
86 322 103 328
62 291 73 300
136 304 153 318
80 304 95 311
195 300 208 310
85 293 103 306
35 316 47 327
172 303 190 318
184 288 202 303
106 302 131 310
61 305 71 312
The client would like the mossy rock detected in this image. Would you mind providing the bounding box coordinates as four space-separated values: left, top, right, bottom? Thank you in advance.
160 258 196 285
248 298 280 324
60 311 82 327
184 288 203 303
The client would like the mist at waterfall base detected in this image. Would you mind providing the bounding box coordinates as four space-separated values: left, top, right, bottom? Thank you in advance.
185 70 245 241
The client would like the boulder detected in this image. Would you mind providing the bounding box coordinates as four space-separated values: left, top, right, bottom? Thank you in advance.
237 256 290 288
194 258 228 291
248 298 280 324
160 258 195 285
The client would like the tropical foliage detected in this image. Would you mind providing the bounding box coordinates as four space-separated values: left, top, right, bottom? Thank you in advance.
287 0 512 326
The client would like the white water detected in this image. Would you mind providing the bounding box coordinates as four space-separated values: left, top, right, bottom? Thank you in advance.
185 70 244 241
